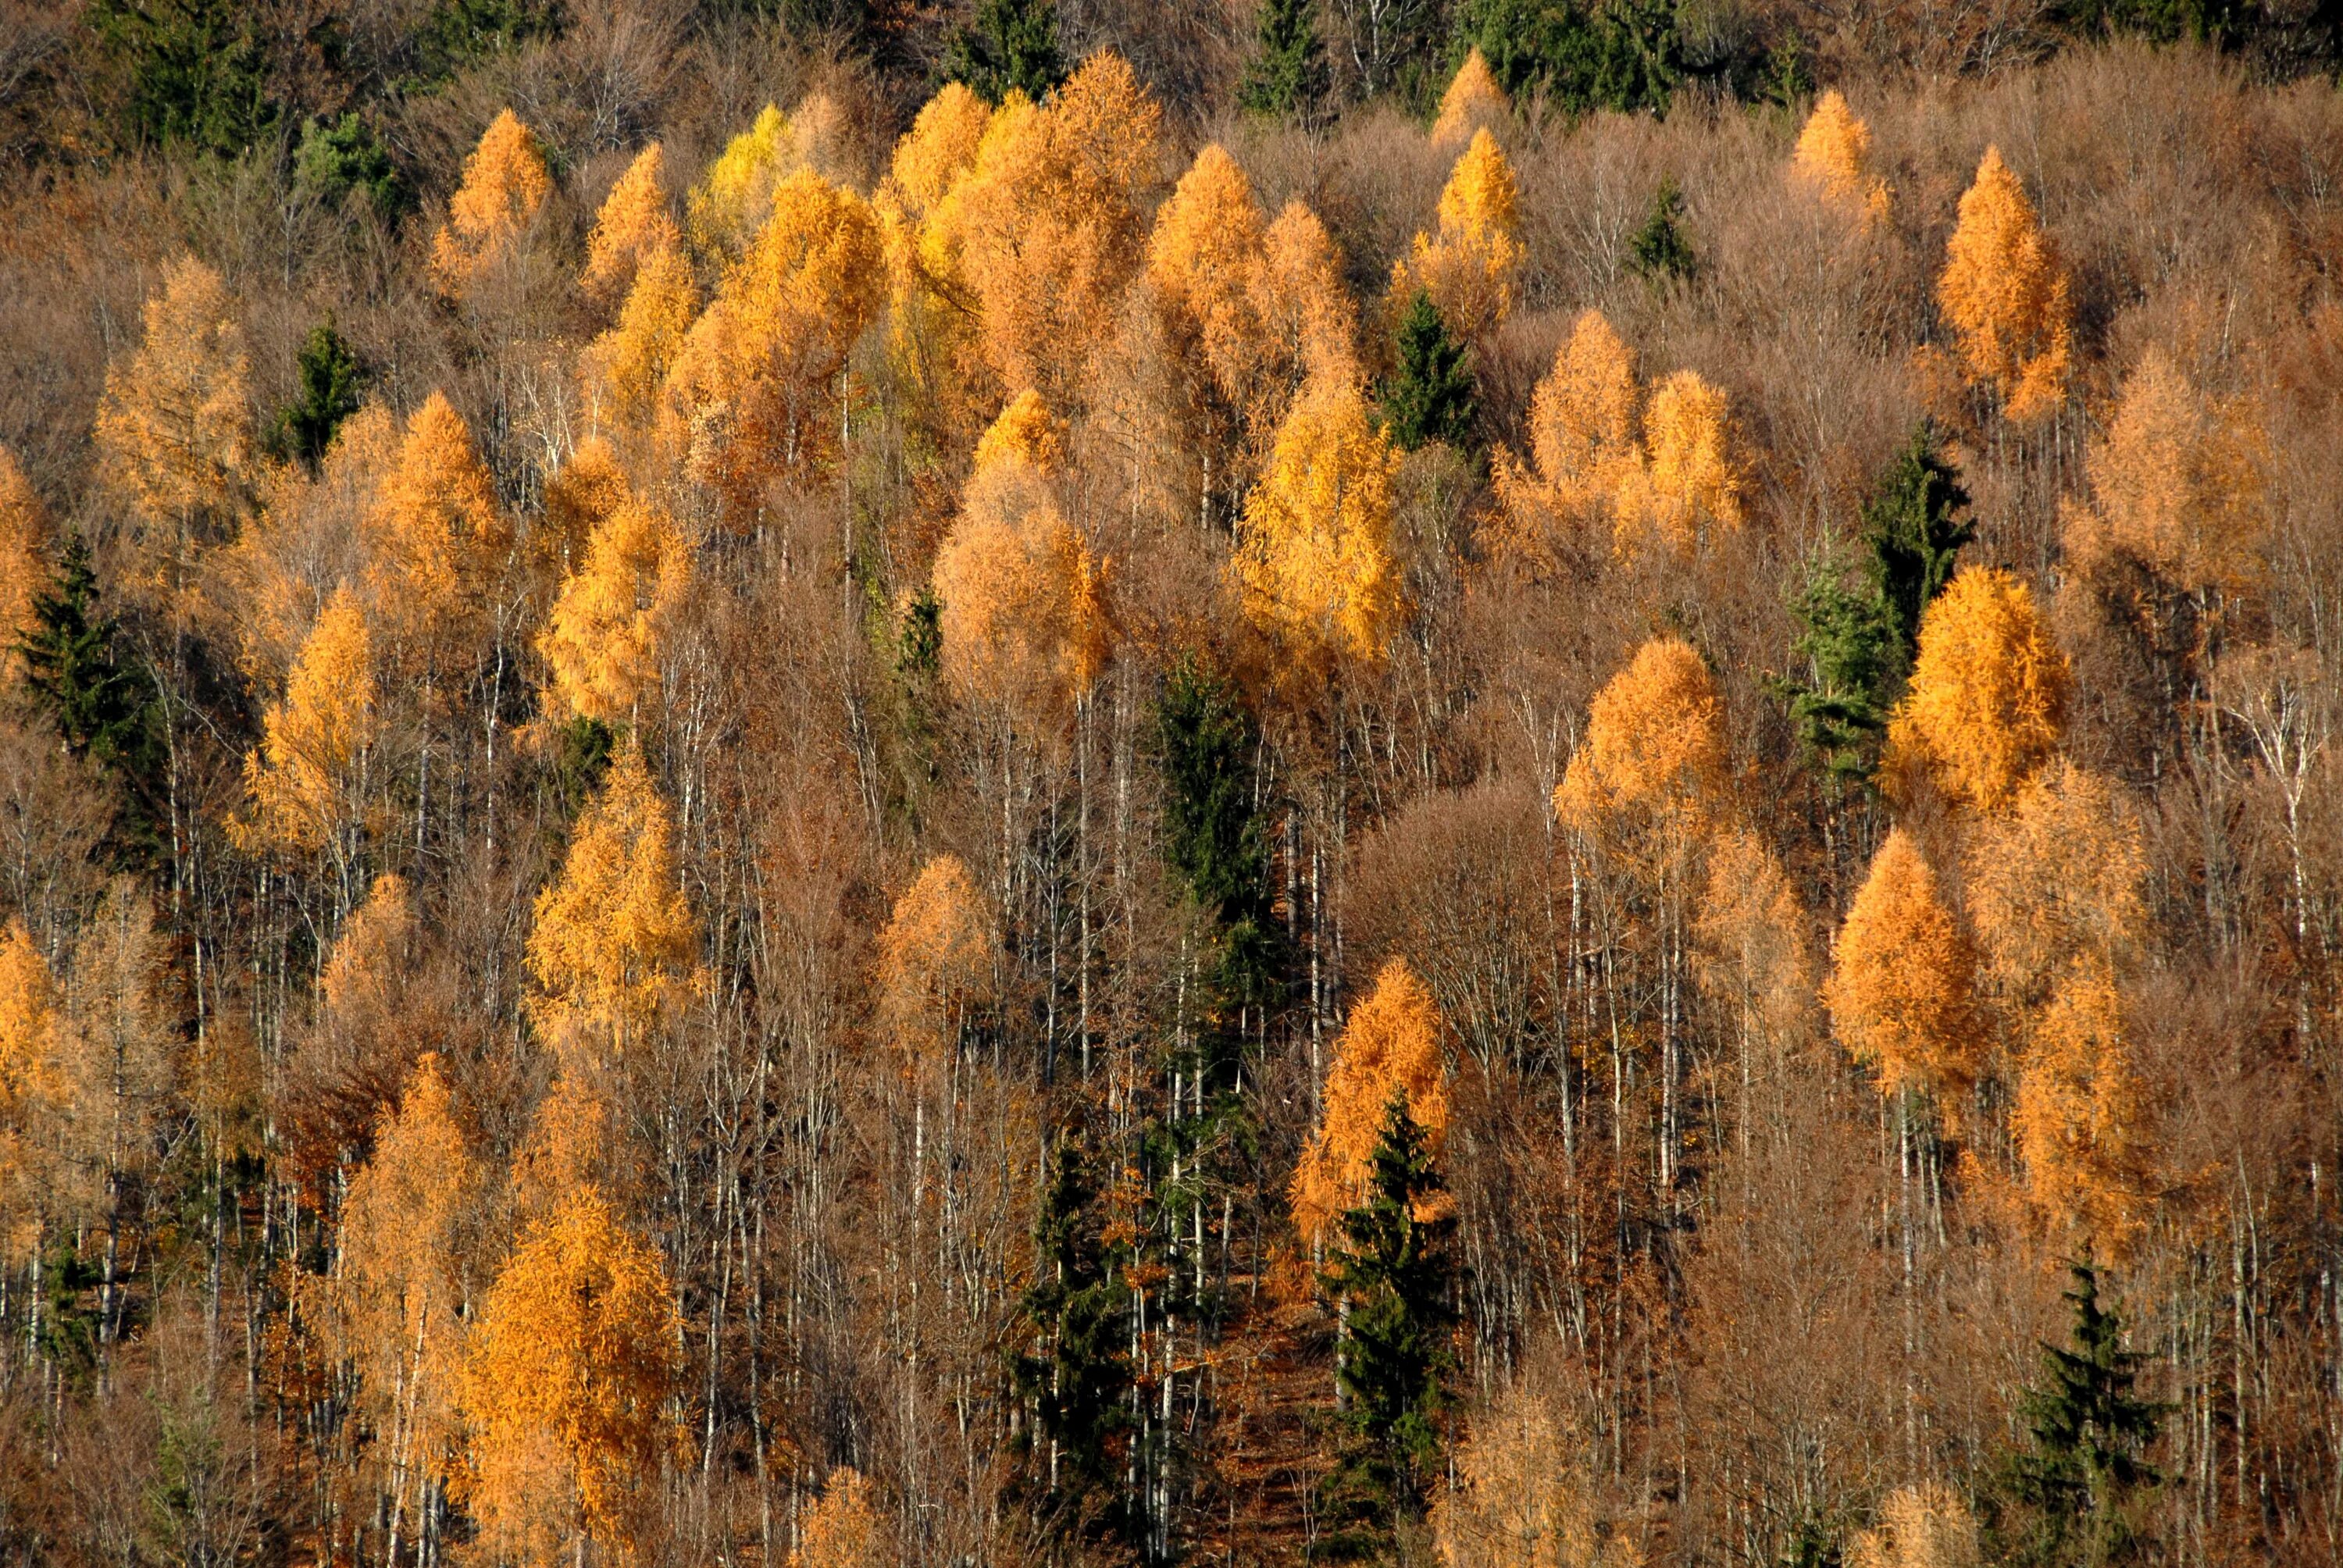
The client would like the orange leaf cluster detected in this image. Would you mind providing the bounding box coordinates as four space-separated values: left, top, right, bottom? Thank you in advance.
1430 48 1510 148
2011 957 2149 1253
1391 128 1522 343
874 854 996 1082
0 448 48 672
1290 957 1450 1245
1938 147 2071 422
583 143 682 305
1554 637 1725 833
1791 91 1890 224
1884 567 2069 813
0 922 66 1266
243 586 382 875
1823 829 1981 1105
538 468 693 726
364 393 512 665
430 110 551 296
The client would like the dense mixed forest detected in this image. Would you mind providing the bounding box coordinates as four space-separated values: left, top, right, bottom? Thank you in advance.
2 1 2343 1565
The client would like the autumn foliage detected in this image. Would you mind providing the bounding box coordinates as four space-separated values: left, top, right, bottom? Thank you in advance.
430 110 552 295
1824 829 1981 1105
1291 957 1450 1245
1885 567 2069 811
1938 146 2072 422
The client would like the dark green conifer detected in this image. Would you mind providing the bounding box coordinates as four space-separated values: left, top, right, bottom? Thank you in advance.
269 321 366 471
1239 0 1332 119
1628 173 1695 283
1860 422 1974 666
1381 290 1477 452
943 0 1068 105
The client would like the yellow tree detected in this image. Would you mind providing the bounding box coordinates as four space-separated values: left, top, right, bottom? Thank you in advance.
462 1185 681 1566
1231 377 1403 670
1491 310 1642 564
430 109 552 296
244 585 383 907
1148 144 1270 483
584 244 701 436
538 490 693 726
1614 369 1742 558
1391 127 1523 343
365 392 512 668
0 921 66 1269
1849 1484 1981 1568
878 84 995 433
1432 1378 1637 1568
341 1053 478 1567
875 853 997 1081
1694 829 1816 1139
93 255 252 601
792 1468 888 1568
686 102 824 263
1938 147 2071 422
525 744 701 1065
2063 347 2270 600
933 392 1111 719
2013 957 2149 1253
1430 48 1510 148
1884 567 2070 813
1963 761 2146 1015
1291 956 1450 1245
1791 90 1890 223
582 143 681 305
662 168 884 524
0 447 47 673
538 437 629 577
1252 200 1361 395
1823 829 1982 1107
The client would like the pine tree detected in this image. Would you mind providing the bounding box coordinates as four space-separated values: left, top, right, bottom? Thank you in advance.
943 0 1068 105
1779 555 1897 782
1239 0 1331 119
1318 1092 1457 1559
1994 1260 2163 1568
268 319 366 471
1628 174 1695 283
1863 423 1974 667
1382 290 1477 451
16 535 165 839
89 0 280 159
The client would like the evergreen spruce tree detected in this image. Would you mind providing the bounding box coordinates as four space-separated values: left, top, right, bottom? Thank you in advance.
16 535 166 859
269 320 366 470
1315 1092 1456 1560
295 113 407 219
1239 0 1331 119
1993 1259 2164 1567
943 0 1068 105
1860 422 1974 666
1628 173 1695 283
1779 557 1897 782
1381 290 1478 451
88 0 280 158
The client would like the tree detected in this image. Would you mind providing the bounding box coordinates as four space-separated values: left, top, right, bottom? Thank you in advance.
2013 960 2150 1253
1431 48 1510 146
1884 567 2069 813
583 144 680 306
1254 200 1361 393
1824 829 1981 1106
1157 657 1281 1038
1317 1092 1457 1556
943 0 1067 105
1232 377 1404 670
364 392 511 668
1993 1260 2163 1567
687 105 793 263
429 109 551 297
1862 423 1974 666
1150 144 1270 408
524 744 700 1064
1778 555 1899 782
793 1468 890 1568
1554 637 1725 832
93 254 252 598
0 450 48 678
1938 147 2072 423
295 112 405 218
462 1185 681 1566
1693 829 1816 1092
538 490 692 727
1391 127 1523 344
1291 957 1449 1245
88 0 278 159
1239 0 1331 119
1432 1377 1636 1568
1451 0 1681 116
1382 290 1478 451
1010 1132 1134 1538
267 319 366 471
1792 90 1890 223
243 586 382 903
583 243 700 434
1616 368 1739 554
537 438 630 578
17 533 166 843
1964 762 2146 1014
340 1053 477 1568
1490 309 1642 561
874 853 997 1080
1851 1484 1981 1568
1626 175 1694 285
0 921 66 1270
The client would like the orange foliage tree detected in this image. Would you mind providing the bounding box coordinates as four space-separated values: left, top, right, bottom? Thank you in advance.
0 922 66 1267
1884 567 2069 812
462 1185 681 1566
2011 957 2149 1253
1491 310 1642 563
0 448 48 672
792 1467 889 1568
1430 48 1510 148
364 392 512 670
430 110 552 296
874 853 997 1082
1791 91 1890 223
243 586 383 906
583 144 681 305
1823 829 1981 1107
1431 1377 1636 1568
1291 956 1450 1245
1963 761 2146 1014
1938 147 2071 423
537 486 693 726
584 243 701 436
1554 638 1725 835
1391 127 1522 344
1614 369 1742 558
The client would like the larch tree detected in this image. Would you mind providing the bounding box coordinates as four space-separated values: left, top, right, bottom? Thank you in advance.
1291 956 1450 1247
1849 1483 1981 1568
524 743 701 1067
1390 127 1522 344
242 585 383 907
933 390 1111 721
537 488 692 727
1823 829 1982 1107
1791 90 1890 224
93 254 252 604
687 104 793 262
0 921 66 1270
1614 369 1742 558
1252 199 1361 394
364 392 512 671
1231 376 1403 672
1430 48 1510 148
537 436 629 577
1963 761 2146 1015
791 1467 889 1568
878 84 994 433
2012 958 2149 1253
462 1185 681 1566
1883 567 2070 813
223 401 401 682
583 242 701 437
1432 1377 1636 1568
339 1052 478 1567
582 143 680 305
1491 309 1642 565
429 109 552 297
1938 147 2072 423
1693 828 1817 1124
1148 142 1271 506
0 447 48 675
875 854 997 1084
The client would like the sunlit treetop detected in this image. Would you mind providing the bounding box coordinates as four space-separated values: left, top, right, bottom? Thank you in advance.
1884 565 2069 813
886 83 993 222
1393 127 1522 342
1614 369 1742 558
687 104 792 261
1148 144 1269 402
2013 955 2149 1253
365 392 511 661
538 488 693 727
1938 146 2071 423
1554 637 1726 831
790 1468 888 1568
583 241 700 436
1963 760 2146 1011
539 437 629 576
1492 309 1642 562
1431 48 1510 147
875 854 997 1078
1792 91 1891 224
972 388 1067 478
1290 956 1450 1245
1823 828 1982 1105
583 143 681 305
1254 199 1361 390
242 584 382 871
430 109 551 295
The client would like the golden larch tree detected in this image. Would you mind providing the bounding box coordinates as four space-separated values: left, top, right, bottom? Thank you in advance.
0 447 48 673
1938 146 2072 423
1694 828 1817 1073
1849 1484 1981 1568
1884 566 2070 813
1430 48 1510 148
0 921 66 1267
365 392 512 667
1432 1377 1638 1568
1253 200 1361 394
341 1053 478 1563
1823 829 1982 1105
2012 957 2149 1253
583 143 680 305
1149 144 1271 430
886 84 993 221
1963 761 2146 1014
878 84 995 433
244 585 383 899
538 436 629 577
1231 376 1403 670
688 104 792 261
94 255 252 599
1492 310 1642 564
462 1185 681 1566
1554 638 1726 833
525 743 701 1062
875 854 997 1082
1391 127 1523 343
1291 956 1450 1245
1615 369 1742 558
585 242 700 434
538 490 693 726
2062 347 2270 598
792 1468 889 1568
430 109 552 296
1791 90 1890 223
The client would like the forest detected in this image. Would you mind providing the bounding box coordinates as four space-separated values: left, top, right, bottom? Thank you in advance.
2 0 2342 1565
